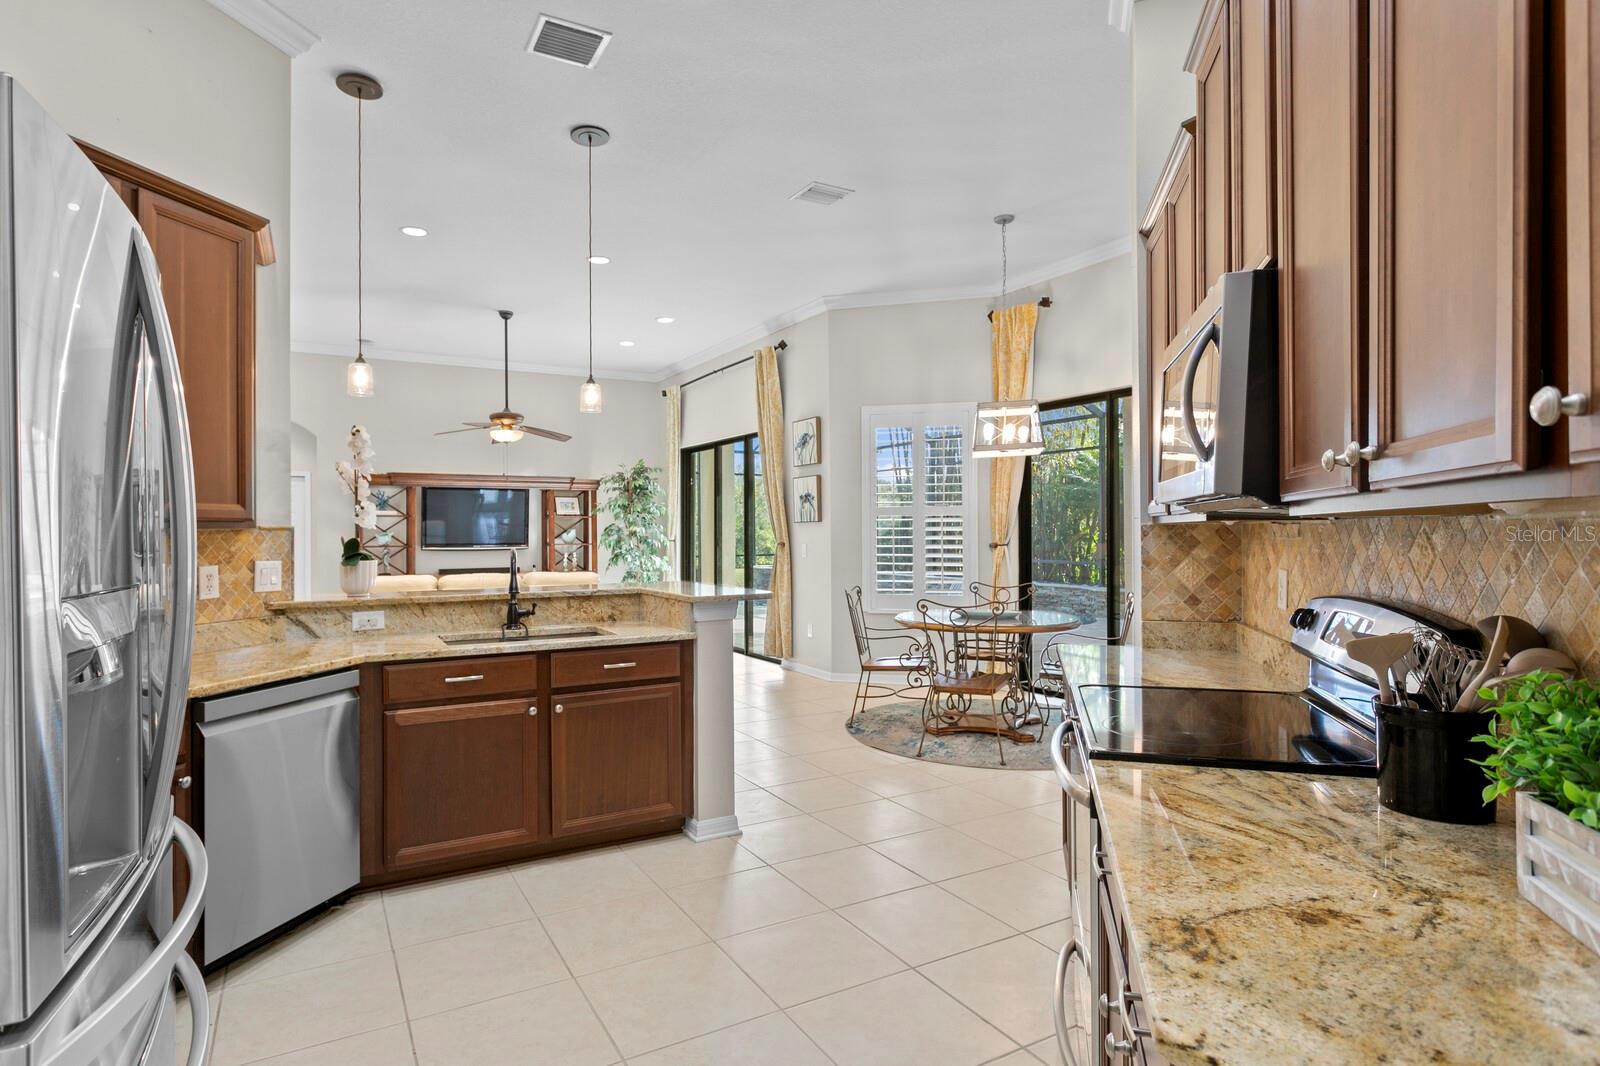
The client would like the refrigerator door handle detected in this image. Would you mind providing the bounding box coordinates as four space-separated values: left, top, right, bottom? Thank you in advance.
169 952 209 1066
40 819 207 1066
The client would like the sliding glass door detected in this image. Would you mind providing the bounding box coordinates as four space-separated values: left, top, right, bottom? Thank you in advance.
1019 391 1131 637
682 434 774 658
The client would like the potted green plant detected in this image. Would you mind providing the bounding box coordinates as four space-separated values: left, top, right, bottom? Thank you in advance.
1478 672 1600 955
598 460 669 585
339 536 379 597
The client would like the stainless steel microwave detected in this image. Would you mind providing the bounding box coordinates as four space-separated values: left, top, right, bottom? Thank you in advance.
1151 269 1280 513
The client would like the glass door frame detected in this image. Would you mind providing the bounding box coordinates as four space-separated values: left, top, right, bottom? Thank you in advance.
680 432 777 662
1017 388 1133 634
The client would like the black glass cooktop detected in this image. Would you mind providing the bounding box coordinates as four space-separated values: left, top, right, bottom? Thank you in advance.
1076 685 1378 776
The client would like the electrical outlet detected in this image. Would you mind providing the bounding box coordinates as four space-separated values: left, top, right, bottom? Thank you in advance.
254 559 283 594
352 610 385 633
198 565 220 600
1277 567 1288 611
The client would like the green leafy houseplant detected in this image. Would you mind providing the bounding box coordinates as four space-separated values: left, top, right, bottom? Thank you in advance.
1477 672 1600 829
598 460 669 585
341 536 376 567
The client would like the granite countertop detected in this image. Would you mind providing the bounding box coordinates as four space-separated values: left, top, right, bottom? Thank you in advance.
273 580 771 612
1061 644 1600 1064
187 621 694 699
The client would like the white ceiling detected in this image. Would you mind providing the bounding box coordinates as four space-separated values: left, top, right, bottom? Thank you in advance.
280 0 1132 379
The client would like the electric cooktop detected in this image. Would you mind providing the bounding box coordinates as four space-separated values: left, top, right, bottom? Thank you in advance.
1075 684 1378 776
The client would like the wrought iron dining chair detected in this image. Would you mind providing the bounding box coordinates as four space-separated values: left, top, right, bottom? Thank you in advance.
844 585 929 725
1037 590 1137 714
915 598 1027 764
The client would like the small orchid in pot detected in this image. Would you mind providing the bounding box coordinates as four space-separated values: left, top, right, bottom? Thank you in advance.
334 425 380 597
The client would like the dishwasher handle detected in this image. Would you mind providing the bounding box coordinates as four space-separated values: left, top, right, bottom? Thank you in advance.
198 670 360 724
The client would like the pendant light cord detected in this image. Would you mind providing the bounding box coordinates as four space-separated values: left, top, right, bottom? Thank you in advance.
587 141 594 383
357 93 364 358
999 217 1008 309
503 314 510 410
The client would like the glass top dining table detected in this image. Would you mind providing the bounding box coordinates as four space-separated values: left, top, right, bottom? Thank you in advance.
892 606 1084 635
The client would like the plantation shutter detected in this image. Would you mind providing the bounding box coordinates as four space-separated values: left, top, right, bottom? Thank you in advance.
864 405 976 611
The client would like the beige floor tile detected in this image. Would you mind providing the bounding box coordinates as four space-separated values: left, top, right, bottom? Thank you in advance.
920 761 1010 784
919 935 1060 1045
735 717 820 741
381 869 533 949
719 911 904 1007
225 893 391 987
940 862 1073 931
892 785 1014 825
1025 850 1068 881
837 885 1013 967
787 970 1015 1066
736 815 857 864
625 1012 830 1066
774 846 926 908
1029 800 1064 824
239 1024 415 1066
509 846 656 915
395 918 569 1019
209 953 406 1066
579 943 774 1057
795 711 848 732
801 746 903 775
993 1052 1049 1066
1026 920 1071 949
965 773 1065 810
667 866 826 938
541 888 706 975
766 776 882 812
763 729 860 756
1028 1035 1067 1064
732 772 761 792
175 971 223 1065
736 787 804 824
733 737 787 764
410 979 619 1066
737 756 832 787
952 810 1062 859
814 799 942 844
839 764 949 798
868 827 1013 882
621 833 767 888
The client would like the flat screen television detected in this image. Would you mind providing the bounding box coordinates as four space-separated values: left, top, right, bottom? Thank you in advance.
420 487 530 549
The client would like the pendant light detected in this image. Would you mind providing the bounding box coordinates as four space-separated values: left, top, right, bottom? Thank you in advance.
572 125 609 414
338 72 383 398
973 213 1044 459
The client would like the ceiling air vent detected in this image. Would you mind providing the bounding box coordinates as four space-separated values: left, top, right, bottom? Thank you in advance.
527 14 612 68
790 181 855 206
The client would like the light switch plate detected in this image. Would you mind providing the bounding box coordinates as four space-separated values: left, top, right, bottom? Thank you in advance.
198 565 220 600
352 610 385 632
254 559 283 594
1276 568 1288 611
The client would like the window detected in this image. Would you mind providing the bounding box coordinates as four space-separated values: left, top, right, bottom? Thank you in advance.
862 404 977 611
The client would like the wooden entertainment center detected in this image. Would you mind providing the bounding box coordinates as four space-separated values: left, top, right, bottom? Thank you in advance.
357 471 599 575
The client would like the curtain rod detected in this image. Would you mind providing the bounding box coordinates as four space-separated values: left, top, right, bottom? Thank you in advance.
662 340 787 397
987 296 1052 322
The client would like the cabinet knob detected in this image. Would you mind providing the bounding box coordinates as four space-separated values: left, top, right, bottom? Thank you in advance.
176 775 192 790
527 705 538 716
1529 386 1590 426
554 704 564 714
1319 440 1374 472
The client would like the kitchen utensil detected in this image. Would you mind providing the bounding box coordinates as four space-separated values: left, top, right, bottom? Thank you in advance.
1346 633 1416 706
1502 647 1579 678
1456 617 1512 712
1405 627 1479 711
1474 614 1544 657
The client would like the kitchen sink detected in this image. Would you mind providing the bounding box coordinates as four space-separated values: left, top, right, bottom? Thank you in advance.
439 625 605 646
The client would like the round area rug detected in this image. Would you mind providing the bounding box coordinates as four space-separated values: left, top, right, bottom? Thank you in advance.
846 699 1058 770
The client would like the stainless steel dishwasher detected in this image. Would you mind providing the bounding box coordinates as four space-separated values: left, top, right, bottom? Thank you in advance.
196 670 361 963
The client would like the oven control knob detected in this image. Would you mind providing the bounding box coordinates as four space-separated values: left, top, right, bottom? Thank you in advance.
1289 607 1318 631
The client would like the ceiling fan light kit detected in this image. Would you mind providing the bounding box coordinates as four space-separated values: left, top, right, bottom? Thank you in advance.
338 72 383 398
434 309 572 445
574 124 609 414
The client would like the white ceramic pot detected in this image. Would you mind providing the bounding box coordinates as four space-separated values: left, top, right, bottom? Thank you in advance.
340 558 378 597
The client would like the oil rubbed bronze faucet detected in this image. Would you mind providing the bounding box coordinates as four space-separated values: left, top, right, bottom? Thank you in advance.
504 550 536 635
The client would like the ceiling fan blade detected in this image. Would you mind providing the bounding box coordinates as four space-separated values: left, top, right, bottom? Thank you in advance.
434 424 491 436
521 425 573 443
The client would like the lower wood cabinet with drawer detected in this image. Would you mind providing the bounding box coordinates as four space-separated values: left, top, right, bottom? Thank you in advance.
357 640 694 886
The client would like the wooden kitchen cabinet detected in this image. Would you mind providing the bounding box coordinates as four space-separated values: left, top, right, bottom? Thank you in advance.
82 144 268 527
1141 125 1197 357
1364 0 1535 488
550 683 684 838
1274 0 1367 501
1562 0 1600 464
1232 0 1276 271
1191 0 1232 301
382 697 543 869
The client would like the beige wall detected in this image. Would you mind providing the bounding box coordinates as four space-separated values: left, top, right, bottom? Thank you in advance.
3 0 294 525
291 352 665 595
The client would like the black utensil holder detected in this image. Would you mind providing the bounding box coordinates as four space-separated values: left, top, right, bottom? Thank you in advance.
1376 702 1496 824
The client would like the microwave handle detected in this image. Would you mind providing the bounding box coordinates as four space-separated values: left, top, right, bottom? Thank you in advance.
1180 317 1220 463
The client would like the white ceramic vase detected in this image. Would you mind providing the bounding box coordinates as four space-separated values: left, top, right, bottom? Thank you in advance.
340 558 378 598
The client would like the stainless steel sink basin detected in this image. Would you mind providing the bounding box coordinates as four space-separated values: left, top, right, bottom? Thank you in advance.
439 625 604 646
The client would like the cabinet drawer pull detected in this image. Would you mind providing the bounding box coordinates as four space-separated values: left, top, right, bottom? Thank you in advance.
601 662 637 670
443 674 485 684
554 704 564 714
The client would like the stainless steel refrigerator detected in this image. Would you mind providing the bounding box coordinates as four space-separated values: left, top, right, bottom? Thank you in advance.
0 75 208 1066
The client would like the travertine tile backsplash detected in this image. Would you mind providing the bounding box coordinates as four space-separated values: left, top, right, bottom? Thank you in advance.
1143 515 1600 677
195 527 294 626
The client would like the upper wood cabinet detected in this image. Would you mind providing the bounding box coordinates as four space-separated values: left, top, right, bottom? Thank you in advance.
550 683 684 838
1233 0 1277 270
1563 0 1600 465
1364 0 1535 489
1141 125 1198 356
82 144 267 527
1191 1 1233 300
1274 0 1366 501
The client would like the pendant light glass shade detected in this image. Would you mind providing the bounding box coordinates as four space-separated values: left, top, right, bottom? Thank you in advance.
972 400 1044 458
346 353 374 397
579 377 603 413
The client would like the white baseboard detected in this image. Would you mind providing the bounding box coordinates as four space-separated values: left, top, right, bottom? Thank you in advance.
683 815 742 842
779 659 867 684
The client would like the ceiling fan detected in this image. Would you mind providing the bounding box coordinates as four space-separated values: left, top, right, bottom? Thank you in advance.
435 310 572 444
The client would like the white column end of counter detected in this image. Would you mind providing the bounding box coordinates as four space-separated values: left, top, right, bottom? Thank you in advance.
687 599 741 842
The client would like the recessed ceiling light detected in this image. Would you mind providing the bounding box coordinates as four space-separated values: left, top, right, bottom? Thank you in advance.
655 316 675 324
399 225 428 237
619 340 635 347
588 255 610 265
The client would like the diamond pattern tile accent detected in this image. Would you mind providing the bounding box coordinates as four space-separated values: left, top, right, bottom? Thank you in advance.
1139 523 1242 623
196 527 295 626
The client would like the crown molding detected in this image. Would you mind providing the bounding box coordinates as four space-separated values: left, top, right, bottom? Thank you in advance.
656 296 829 380
206 0 320 57
292 343 661 383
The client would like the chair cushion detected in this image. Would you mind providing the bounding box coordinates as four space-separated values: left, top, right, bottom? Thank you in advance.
520 570 600 588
